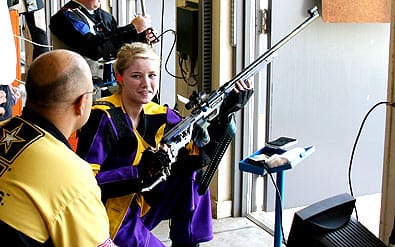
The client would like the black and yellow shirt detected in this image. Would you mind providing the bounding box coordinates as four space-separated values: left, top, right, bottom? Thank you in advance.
0 108 113 246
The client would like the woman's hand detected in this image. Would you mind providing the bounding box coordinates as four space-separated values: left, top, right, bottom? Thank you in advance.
220 79 254 118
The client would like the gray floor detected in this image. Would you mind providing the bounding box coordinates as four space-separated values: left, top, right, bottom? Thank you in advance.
152 217 277 247
151 193 381 247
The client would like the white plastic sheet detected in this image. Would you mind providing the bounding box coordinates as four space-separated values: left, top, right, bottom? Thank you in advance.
0 1 17 86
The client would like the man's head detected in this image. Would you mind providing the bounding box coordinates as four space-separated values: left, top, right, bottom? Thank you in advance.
25 49 95 136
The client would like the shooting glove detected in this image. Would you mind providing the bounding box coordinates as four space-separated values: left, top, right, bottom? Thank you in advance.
138 147 171 185
145 28 160 45
220 87 254 119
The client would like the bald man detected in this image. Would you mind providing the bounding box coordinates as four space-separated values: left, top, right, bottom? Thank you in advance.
0 50 115 246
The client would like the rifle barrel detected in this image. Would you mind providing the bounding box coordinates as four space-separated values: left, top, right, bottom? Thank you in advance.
219 6 320 95
140 0 146 16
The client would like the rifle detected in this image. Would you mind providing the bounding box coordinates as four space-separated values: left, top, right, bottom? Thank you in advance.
141 6 320 193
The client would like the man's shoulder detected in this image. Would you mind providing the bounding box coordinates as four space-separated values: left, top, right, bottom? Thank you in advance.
50 1 81 18
0 117 45 166
50 2 78 23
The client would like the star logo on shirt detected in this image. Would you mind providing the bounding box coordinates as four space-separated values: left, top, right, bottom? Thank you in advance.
0 124 25 153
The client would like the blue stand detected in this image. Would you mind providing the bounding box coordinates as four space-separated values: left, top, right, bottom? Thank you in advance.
274 171 284 247
239 145 315 247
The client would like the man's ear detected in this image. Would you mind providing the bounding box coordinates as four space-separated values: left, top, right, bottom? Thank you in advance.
74 94 85 116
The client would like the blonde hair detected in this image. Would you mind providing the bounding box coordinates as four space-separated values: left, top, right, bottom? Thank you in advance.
113 42 160 76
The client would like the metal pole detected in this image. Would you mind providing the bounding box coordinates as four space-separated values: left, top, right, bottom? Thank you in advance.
274 171 284 247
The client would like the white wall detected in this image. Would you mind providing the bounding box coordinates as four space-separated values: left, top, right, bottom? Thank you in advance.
265 0 390 210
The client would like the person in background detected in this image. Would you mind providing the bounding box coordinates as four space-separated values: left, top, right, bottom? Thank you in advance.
76 42 253 247
0 49 115 246
49 0 157 87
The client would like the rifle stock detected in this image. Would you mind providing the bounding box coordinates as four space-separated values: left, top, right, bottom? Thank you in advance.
141 6 320 192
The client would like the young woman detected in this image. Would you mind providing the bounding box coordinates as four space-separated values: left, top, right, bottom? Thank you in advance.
76 42 253 247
